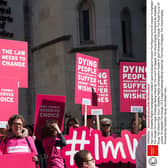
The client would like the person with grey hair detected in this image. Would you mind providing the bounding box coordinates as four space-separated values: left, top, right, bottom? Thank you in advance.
101 118 117 138
100 118 118 168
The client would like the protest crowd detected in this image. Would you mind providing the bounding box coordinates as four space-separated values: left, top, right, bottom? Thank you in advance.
0 39 147 168
0 113 146 168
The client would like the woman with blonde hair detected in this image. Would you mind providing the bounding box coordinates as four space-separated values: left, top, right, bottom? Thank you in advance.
101 118 118 138
100 117 118 168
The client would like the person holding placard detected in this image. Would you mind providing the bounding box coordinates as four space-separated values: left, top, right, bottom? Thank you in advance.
87 115 96 130
100 118 118 168
101 118 118 138
131 117 145 134
121 117 146 168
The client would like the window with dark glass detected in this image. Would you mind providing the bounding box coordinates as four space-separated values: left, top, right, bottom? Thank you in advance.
82 10 90 41
121 7 132 57
121 21 127 54
78 0 94 44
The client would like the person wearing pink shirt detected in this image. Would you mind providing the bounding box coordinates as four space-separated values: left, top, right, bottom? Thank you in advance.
86 115 96 136
41 119 66 168
0 114 38 163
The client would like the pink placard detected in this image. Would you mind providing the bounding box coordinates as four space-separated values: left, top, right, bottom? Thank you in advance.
120 62 146 112
0 153 36 168
0 39 28 88
75 53 99 105
62 127 146 168
0 78 18 125
82 69 112 115
34 94 66 140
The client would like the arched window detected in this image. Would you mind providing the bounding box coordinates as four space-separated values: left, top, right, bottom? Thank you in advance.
78 0 95 45
120 7 132 57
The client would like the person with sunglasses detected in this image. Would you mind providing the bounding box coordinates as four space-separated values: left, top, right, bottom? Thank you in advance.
100 118 118 168
65 117 80 135
74 150 97 168
101 118 118 138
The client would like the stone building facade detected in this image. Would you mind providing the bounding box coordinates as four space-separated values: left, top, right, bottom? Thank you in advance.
31 0 146 132
0 0 146 132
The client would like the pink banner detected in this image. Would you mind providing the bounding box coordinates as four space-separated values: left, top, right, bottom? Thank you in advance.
34 94 66 140
75 53 99 105
120 62 146 112
0 78 18 126
0 153 36 168
62 127 146 168
0 39 28 88
82 69 112 115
